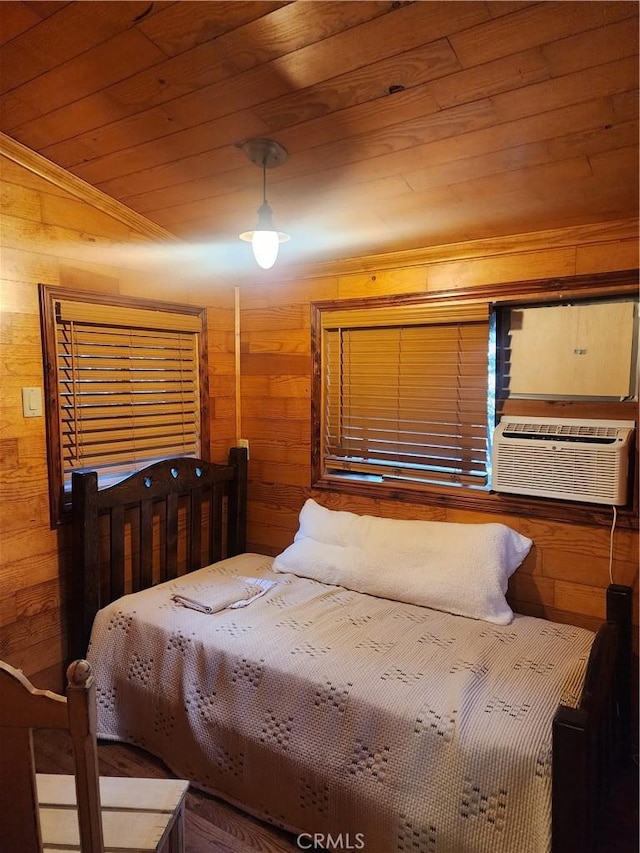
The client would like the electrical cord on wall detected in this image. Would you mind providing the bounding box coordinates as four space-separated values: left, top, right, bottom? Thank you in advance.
608 505 617 586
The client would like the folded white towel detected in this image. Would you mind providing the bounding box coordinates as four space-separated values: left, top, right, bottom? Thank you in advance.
228 577 277 608
172 576 276 614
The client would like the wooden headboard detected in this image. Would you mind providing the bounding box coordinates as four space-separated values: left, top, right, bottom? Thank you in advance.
70 447 248 659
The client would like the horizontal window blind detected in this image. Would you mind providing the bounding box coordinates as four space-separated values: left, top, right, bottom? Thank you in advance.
56 298 202 332
323 305 490 489
321 301 488 329
56 301 201 490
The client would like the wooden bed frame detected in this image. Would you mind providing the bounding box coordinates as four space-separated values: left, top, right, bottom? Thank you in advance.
70 447 632 853
70 447 247 661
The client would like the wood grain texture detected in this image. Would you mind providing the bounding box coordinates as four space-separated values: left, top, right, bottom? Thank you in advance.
237 228 639 645
0 2 636 277
0 6 638 702
0 154 236 684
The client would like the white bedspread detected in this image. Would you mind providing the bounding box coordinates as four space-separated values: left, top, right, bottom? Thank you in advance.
87 553 594 853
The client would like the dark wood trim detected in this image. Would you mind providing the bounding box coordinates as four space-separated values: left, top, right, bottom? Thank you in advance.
39 283 208 318
39 283 65 529
312 269 638 314
311 270 639 528
311 476 638 529
38 283 209 528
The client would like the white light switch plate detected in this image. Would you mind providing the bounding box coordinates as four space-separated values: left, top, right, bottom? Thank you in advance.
22 386 43 417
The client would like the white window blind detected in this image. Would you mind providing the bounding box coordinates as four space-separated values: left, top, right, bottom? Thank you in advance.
55 298 202 491
322 302 491 489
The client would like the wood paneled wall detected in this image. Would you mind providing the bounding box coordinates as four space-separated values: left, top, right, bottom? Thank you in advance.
0 152 236 689
239 220 639 642
1 142 638 699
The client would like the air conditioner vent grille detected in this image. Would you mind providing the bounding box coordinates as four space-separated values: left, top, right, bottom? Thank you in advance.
495 446 620 501
501 420 619 440
492 417 634 505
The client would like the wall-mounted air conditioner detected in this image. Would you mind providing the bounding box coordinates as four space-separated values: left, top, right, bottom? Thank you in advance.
492 417 635 505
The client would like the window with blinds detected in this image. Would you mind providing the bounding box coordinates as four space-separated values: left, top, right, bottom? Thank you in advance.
40 286 207 524
318 300 492 491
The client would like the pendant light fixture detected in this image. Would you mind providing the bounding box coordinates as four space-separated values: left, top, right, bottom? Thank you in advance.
238 138 290 269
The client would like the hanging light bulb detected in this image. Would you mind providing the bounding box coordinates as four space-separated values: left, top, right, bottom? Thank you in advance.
238 139 290 269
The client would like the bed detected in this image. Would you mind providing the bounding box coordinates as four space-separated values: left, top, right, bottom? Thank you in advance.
70 448 632 853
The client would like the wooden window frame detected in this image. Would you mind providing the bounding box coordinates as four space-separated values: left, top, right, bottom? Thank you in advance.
311 269 638 529
320 302 492 491
39 285 210 527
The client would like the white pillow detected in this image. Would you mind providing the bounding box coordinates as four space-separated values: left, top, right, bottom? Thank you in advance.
272 499 532 625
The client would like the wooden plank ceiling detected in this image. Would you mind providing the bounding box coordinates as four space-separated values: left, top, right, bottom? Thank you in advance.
0 1 638 274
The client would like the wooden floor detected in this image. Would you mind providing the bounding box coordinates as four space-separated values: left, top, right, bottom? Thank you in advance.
34 730 299 853
34 729 638 852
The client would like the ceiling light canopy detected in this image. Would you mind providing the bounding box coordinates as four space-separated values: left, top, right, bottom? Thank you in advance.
238 138 290 270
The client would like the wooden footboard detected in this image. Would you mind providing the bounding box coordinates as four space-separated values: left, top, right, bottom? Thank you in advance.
70 447 248 661
552 584 633 853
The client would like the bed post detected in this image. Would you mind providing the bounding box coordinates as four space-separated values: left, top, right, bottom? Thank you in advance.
552 703 593 853
227 446 247 555
71 471 100 660
606 584 633 763
551 583 633 853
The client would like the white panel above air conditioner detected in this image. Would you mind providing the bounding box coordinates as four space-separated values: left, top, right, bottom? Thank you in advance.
492 417 635 505
507 301 637 398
